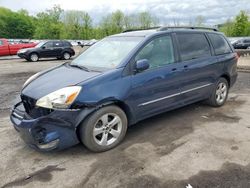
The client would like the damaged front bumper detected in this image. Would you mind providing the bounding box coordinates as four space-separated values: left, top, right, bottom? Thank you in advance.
10 101 94 151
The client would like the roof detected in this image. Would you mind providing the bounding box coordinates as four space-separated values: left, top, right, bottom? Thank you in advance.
111 26 219 38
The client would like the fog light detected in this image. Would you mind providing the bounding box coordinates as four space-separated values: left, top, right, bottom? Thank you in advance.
37 139 59 150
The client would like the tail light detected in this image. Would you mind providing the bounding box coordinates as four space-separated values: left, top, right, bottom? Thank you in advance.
234 52 239 63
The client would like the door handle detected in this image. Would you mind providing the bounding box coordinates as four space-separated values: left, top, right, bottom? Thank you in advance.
184 65 188 69
172 68 177 72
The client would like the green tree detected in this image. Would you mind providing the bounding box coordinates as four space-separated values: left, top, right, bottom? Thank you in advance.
219 19 234 36
61 10 93 39
232 10 249 36
0 7 34 38
33 5 63 39
138 12 158 29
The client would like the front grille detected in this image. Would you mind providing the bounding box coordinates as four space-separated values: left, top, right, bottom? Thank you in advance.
21 95 53 118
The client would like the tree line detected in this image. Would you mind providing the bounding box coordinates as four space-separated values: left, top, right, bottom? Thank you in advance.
0 5 249 40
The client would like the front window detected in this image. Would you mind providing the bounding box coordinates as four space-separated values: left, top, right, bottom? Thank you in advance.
35 42 46 48
71 37 143 70
135 35 175 69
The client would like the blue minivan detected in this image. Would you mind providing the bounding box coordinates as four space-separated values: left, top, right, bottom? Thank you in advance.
10 27 238 152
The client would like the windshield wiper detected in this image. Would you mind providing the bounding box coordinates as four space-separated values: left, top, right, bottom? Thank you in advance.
69 63 90 72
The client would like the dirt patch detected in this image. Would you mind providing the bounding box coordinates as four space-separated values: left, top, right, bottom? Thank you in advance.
1 165 65 188
231 146 239 151
204 112 241 123
120 162 250 188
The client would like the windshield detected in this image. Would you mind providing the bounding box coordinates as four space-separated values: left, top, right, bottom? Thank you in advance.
36 42 46 48
71 37 143 69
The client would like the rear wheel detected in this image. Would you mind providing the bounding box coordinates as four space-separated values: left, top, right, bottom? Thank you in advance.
63 52 71 60
207 77 229 107
79 105 128 152
29 53 39 62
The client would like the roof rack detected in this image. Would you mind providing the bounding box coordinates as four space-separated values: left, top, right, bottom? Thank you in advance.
122 27 160 33
158 26 218 32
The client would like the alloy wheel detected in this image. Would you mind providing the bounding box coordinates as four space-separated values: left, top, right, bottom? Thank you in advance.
93 113 122 146
64 53 70 60
30 54 38 62
215 82 228 104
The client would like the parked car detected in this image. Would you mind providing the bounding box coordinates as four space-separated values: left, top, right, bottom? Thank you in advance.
17 40 75 62
10 27 238 152
232 38 250 49
0 38 36 56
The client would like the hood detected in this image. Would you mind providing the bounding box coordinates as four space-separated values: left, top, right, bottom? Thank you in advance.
19 47 36 52
22 63 101 99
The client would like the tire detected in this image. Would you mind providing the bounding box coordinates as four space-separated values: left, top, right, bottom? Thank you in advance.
29 53 39 62
63 52 71 60
79 105 128 152
207 77 229 107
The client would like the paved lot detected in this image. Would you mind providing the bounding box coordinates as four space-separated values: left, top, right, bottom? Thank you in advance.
0 58 250 188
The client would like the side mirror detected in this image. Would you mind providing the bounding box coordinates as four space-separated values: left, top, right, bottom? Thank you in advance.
135 59 150 73
41 46 46 49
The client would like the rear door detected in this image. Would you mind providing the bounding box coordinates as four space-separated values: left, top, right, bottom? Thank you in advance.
128 35 182 120
53 41 64 56
175 32 218 104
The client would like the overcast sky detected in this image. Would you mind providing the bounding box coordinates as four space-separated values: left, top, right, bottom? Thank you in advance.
0 0 249 25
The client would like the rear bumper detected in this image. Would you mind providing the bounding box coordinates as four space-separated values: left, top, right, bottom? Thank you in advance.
10 102 94 151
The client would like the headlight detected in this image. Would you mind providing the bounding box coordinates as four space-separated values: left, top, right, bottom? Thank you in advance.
18 49 27 53
23 73 40 88
36 86 82 109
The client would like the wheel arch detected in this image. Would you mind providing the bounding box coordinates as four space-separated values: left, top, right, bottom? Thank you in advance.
75 99 135 142
220 74 231 87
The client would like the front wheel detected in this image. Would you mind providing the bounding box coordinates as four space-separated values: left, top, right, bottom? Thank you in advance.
207 77 229 107
79 105 128 152
29 53 39 62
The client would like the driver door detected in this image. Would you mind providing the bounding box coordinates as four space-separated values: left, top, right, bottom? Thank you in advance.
127 35 182 121
40 41 54 57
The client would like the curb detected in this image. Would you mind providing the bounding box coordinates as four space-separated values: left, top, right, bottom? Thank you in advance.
237 66 250 73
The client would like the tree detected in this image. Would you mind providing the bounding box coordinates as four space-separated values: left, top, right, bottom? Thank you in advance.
61 10 93 39
218 19 234 36
138 12 158 29
0 7 34 38
232 10 249 36
33 5 63 39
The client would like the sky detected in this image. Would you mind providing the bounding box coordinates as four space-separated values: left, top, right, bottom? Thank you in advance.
0 0 250 25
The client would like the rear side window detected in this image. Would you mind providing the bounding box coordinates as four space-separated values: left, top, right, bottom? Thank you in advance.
53 41 63 47
208 33 232 55
63 41 72 47
243 39 250 43
176 33 211 61
0 40 2 46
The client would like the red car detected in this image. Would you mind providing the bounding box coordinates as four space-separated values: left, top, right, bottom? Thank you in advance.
0 38 37 56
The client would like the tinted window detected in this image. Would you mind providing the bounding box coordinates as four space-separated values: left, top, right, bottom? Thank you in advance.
176 33 211 61
43 41 53 48
243 39 250 43
135 35 175 69
64 41 72 47
53 41 63 47
208 33 231 55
